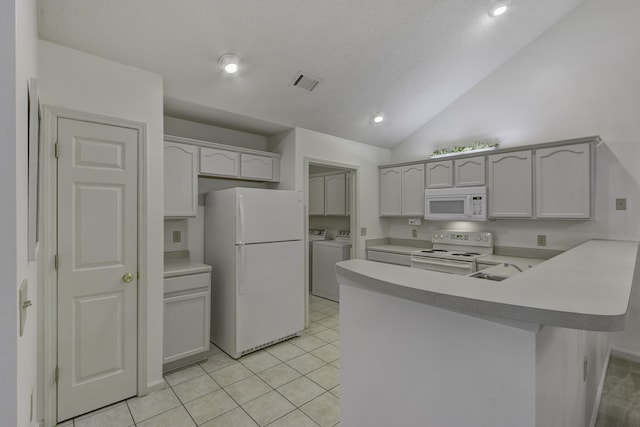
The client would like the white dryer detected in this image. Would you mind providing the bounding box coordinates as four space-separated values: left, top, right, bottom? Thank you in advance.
308 229 327 290
312 230 351 302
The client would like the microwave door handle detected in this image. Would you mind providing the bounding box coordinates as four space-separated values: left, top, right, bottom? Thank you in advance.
466 195 472 218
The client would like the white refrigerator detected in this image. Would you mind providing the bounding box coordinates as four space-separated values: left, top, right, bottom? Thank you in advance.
205 188 305 358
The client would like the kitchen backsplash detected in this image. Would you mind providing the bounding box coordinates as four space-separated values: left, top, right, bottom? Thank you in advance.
164 219 189 252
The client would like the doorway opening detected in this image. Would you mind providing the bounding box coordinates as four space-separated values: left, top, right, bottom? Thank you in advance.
304 159 358 325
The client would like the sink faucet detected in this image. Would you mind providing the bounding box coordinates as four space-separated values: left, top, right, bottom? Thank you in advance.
503 263 524 272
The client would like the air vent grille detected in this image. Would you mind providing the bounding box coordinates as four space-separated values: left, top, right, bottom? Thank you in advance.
290 72 321 93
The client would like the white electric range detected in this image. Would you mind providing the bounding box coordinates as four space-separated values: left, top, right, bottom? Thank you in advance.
410 230 493 275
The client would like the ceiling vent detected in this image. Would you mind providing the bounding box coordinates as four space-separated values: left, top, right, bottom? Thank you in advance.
290 72 321 93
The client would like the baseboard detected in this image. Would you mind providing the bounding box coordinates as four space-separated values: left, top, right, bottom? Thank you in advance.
589 348 612 427
610 346 640 363
146 378 168 394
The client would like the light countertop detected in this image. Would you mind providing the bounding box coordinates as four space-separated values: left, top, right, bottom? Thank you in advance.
337 240 640 331
164 253 212 278
478 254 546 269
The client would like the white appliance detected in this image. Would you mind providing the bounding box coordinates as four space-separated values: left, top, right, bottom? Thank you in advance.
410 230 493 275
424 186 487 221
312 230 351 302
205 188 305 359
308 229 327 290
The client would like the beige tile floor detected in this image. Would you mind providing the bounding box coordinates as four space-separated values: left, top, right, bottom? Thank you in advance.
58 295 340 427
596 356 640 426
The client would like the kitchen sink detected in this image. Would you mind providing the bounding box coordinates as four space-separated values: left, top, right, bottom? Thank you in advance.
468 272 508 282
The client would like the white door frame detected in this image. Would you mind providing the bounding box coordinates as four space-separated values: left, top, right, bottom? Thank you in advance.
303 157 359 325
39 106 149 426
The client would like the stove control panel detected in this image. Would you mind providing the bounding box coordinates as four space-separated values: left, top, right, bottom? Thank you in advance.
432 230 493 247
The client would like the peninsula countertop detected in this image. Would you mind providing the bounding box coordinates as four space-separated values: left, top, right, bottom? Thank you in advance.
337 239 639 331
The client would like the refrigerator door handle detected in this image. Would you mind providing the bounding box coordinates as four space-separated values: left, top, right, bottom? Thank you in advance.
237 245 244 295
238 195 245 245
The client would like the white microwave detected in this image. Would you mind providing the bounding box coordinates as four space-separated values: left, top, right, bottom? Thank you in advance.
424 186 487 221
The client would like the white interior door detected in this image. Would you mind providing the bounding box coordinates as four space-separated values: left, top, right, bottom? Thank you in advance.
57 118 138 421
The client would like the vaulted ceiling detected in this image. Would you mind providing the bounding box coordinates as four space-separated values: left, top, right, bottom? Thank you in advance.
37 0 586 148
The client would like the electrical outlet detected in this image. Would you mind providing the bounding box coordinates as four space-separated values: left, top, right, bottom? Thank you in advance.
172 231 181 243
537 235 547 247
360 227 367 236
408 218 422 226
616 198 627 210
412 229 418 238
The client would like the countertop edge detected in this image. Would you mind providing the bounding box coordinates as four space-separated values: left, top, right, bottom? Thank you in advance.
337 240 639 332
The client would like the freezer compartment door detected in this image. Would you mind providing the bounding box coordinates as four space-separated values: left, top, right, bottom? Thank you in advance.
236 189 304 244
236 240 304 353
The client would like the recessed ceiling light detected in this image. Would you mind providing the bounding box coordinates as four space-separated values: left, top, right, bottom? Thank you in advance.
372 113 385 124
218 54 240 74
488 0 509 17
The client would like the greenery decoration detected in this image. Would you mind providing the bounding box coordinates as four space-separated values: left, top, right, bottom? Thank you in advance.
430 138 500 158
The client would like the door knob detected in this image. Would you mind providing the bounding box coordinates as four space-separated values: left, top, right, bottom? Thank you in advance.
122 272 134 283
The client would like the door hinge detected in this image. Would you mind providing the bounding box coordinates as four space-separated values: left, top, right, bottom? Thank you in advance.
55 367 59 384
54 143 60 158
54 254 59 271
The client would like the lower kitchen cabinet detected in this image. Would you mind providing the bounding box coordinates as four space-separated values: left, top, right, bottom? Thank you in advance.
163 272 211 367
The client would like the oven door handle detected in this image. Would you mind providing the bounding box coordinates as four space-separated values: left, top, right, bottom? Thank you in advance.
410 258 473 269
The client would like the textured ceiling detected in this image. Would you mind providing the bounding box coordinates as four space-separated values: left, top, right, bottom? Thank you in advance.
37 0 585 148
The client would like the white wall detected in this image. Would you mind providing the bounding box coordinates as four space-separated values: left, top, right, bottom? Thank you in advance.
164 116 269 151
389 0 640 354
38 41 166 389
0 1 41 426
392 0 640 188
0 8 18 423
270 128 391 259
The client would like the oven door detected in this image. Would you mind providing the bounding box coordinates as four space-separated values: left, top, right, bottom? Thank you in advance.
410 256 475 275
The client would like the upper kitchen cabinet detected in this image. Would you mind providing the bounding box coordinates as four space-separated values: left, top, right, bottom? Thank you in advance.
425 160 453 189
309 173 349 216
380 167 402 216
309 176 325 215
325 173 347 216
166 135 281 182
346 172 353 216
488 151 533 218
379 164 425 217
454 156 485 187
164 142 198 217
535 143 592 219
200 147 240 178
240 153 274 181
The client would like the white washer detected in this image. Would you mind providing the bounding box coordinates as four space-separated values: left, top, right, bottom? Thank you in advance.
312 231 351 302
308 229 327 290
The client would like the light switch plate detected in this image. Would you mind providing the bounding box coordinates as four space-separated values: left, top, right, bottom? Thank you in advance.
172 230 181 243
537 235 547 247
412 229 418 238
360 227 367 236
